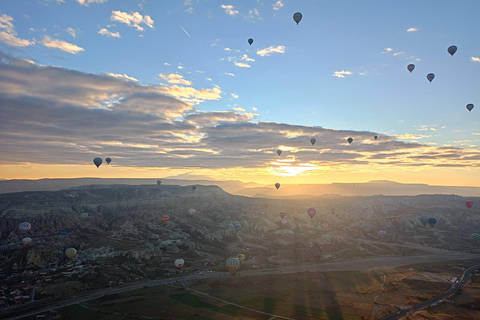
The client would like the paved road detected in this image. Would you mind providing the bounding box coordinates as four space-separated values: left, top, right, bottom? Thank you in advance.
3 252 480 320
381 263 480 320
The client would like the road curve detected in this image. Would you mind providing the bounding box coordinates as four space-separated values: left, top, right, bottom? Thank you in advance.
381 263 480 320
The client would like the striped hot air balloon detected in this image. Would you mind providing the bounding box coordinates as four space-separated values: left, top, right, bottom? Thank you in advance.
471 233 480 243
226 257 241 276
162 215 169 223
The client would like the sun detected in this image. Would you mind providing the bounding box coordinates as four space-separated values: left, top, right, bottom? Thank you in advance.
268 157 317 176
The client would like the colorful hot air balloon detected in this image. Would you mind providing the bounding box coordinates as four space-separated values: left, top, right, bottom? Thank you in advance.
407 64 415 73
310 138 316 145
307 208 316 219
157 180 161 185
22 237 32 247
149 234 160 242
93 157 102 168
360 224 371 236
226 257 241 275
471 233 480 243
466 104 474 112
81 212 89 219
331 208 335 214
175 258 185 270
0 245 9 254
379 230 387 238
420 215 429 226
188 208 196 217
237 254 245 262
392 219 399 227
374 135 378 140
60 231 68 238
293 12 302 25
65 248 77 259
277 149 282 156
105 157 111 164
466 201 474 209
248 38 253 45
281 219 287 225
275 183 280 190
347 137 353 144
19 222 31 233
447 45 457 56
428 217 437 227
427 73 435 83
162 215 169 223
293 211 299 217
279 212 286 219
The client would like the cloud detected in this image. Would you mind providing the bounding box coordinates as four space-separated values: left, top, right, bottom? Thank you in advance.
110 11 154 31
252 107 258 111
105 73 137 82
231 93 239 99
471 57 480 62
185 7 193 13
41 36 84 54
245 8 262 21
159 73 192 85
164 62 171 66
178 65 185 70
0 14 34 47
332 70 352 78
382 48 393 54
224 48 231 51
406 27 418 32
256 45 285 57
241 54 254 62
221 4 239 16
273 0 283 10
66 27 77 38
76 0 107 5
98 28 121 38
234 62 251 68
225 72 235 76
393 51 405 56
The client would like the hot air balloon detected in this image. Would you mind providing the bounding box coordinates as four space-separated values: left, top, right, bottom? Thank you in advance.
293 211 299 217
275 183 280 190
420 215 429 226
466 104 474 112
407 64 415 73
248 38 253 45
360 224 371 236
277 149 282 156
466 201 474 209
279 212 286 219
307 208 316 219
428 217 437 227
0 245 8 254
331 208 335 214
447 45 457 56
188 208 196 217
22 237 32 247
19 222 31 233
81 212 89 219
60 231 68 238
234 223 241 231
471 233 480 242
226 257 240 275
379 230 387 238
310 138 316 145
149 234 160 242
105 157 111 164
65 248 77 259
281 219 287 225
293 12 302 25
392 219 399 227
93 157 102 168
175 258 185 270
162 215 169 223
157 180 161 185
374 135 378 140
347 137 353 144
264 203 270 209
192 186 197 191
237 254 245 262
445 222 452 227
427 73 435 83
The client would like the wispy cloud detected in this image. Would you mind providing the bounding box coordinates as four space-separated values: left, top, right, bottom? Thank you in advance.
179 25 190 37
382 48 393 54
256 45 285 57
159 73 192 85
66 27 76 38
234 61 251 68
110 11 154 31
393 51 405 56
273 0 283 10
231 93 239 100
332 70 352 78
245 8 262 21
233 107 245 111
41 36 84 54
105 73 137 82
406 27 418 32
221 4 239 16
0 14 34 47
241 54 254 62
471 57 480 62
224 47 231 51
98 28 121 38
225 72 235 76
164 62 171 66
76 0 107 5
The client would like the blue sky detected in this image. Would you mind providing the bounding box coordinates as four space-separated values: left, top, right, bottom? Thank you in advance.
0 0 479 185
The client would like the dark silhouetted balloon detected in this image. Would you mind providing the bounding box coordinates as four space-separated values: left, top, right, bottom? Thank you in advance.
466 104 474 112
407 64 415 73
105 157 111 164
310 138 316 145
374 135 378 140
248 38 253 45
447 45 457 56
275 183 280 189
93 157 102 168
428 217 437 227
347 137 353 144
277 149 282 156
157 180 161 185
427 73 435 83
192 186 196 191
293 12 302 25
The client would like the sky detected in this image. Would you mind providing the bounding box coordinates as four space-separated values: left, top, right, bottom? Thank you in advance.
0 0 479 186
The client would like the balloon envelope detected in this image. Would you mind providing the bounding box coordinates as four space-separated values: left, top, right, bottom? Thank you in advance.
466 201 474 209
93 157 102 168
188 208 196 217
307 208 316 219
19 222 31 233
447 45 457 56
237 254 245 262
360 224 371 235
466 104 474 112
192 186 197 191
379 230 387 238
0 245 8 254
347 137 353 144
310 138 316 145
65 248 77 259
162 215 169 223
277 149 282 156
175 258 185 270
157 180 161 185
248 38 253 45
281 219 287 225
293 12 302 24
226 257 241 275
105 157 111 164
293 211 299 217
427 73 435 82
427 217 437 227
392 219 399 226
81 212 88 219
275 183 280 190
279 212 286 219
22 237 32 247
60 231 68 237
234 223 241 231
374 135 378 140
471 233 480 242
420 215 429 226
407 64 415 73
